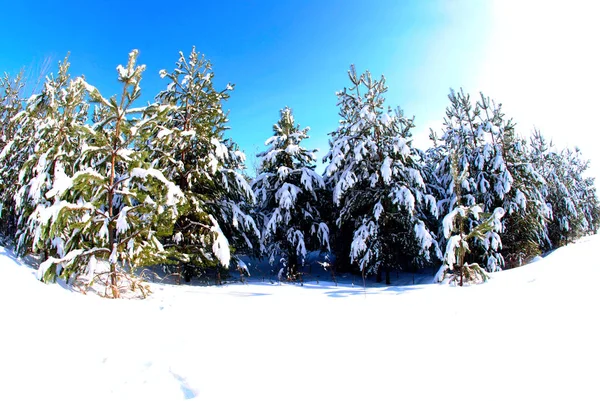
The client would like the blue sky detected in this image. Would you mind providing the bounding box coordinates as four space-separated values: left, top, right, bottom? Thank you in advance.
2 0 599 176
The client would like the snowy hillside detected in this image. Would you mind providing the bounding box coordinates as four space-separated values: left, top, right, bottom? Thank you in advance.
1 236 599 401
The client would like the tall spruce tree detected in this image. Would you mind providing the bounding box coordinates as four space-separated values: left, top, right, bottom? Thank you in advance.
323 66 438 283
253 107 330 280
149 48 259 282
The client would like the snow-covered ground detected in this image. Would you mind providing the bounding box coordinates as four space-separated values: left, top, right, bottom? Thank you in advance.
1 236 599 401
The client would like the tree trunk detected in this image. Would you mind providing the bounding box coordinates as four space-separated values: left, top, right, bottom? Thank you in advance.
287 249 299 281
385 267 391 285
458 254 464 287
108 145 118 298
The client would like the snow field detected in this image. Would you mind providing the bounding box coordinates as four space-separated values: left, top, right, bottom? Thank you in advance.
1 236 599 400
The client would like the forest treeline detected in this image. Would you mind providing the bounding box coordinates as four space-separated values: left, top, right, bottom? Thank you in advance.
1 49 598 296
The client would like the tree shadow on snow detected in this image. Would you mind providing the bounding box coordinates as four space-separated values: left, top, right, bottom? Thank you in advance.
0 246 38 271
323 284 426 298
0 246 19 262
226 290 271 297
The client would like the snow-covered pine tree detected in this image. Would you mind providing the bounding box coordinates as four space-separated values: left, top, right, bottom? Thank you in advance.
531 130 600 246
476 94 550 267
434 89 546 272
422 129 449 251
434 88 505 271
323 66 439 284
34 50 183 297
0 71 24 152
579 174 600 237
253 107 330 280
562 148 600 239
435 154 505 285
0 71 25 239
579 170 600 235
11 57 91 259
422 129 446 200
149 48 259 283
